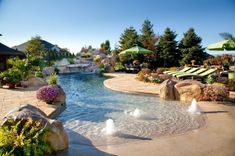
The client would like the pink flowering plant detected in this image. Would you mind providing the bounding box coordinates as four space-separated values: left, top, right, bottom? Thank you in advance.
202 85 229 101
36 85 59 103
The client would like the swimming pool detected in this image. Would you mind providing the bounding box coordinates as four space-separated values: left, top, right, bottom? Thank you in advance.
58 73 205 146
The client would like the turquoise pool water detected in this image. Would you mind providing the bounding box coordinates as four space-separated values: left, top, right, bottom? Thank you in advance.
58 73 205 146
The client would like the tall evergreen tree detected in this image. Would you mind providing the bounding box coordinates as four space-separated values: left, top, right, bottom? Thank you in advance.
119 27 139 51
139 19 158 52
139 19 159 68
179 28 205 65
157 28 180 67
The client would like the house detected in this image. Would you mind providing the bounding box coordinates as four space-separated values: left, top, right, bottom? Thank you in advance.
13 40 61 53
0 42 25 71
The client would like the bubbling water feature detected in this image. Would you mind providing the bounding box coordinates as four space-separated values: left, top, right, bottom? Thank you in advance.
129 108 144 118
103 119 116 135
58 73 206 146
188 99 201 114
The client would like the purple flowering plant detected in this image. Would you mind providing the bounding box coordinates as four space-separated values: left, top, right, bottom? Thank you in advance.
36 85 59 103
202 85 229 101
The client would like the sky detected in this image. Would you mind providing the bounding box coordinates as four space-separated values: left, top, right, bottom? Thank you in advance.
0 0 235 54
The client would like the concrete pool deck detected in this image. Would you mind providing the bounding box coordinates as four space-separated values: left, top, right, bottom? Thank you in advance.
0 87 63 119
0 73 235 156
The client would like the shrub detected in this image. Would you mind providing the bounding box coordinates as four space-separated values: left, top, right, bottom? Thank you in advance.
227 79 235 91
35 71 44 78
47 73 58 85
67 58 75 64
36 85 59 103
81 52 92 58
206 74 218 84
0 69 22 84
0 118 53 155
114 62 125 71
202 85 229 101
93 55 101 62
137 69 151 81
203 54 235 66
98 64 105 74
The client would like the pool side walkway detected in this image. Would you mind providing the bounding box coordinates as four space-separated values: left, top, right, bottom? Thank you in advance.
103 73 160 95
0 87 62 120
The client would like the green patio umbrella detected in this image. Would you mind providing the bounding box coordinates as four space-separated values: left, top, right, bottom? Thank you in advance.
119 45 153 56
207 39 235 51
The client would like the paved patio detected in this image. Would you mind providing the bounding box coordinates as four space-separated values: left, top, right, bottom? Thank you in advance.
0 87 61 120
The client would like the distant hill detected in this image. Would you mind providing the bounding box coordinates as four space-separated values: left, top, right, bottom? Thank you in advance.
13 40 61 53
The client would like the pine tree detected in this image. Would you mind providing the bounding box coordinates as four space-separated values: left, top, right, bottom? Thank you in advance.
179 28 205 65
139 19 158 52
119 27 139 51
158 28 180 67
139 19 159 68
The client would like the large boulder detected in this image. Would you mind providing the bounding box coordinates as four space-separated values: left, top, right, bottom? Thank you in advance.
21 75 48 88
159 79 177 100
174 80 205 102
1 104 68 152
53 85 66 105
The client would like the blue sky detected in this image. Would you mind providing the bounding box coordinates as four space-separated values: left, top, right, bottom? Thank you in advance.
0 0 235 54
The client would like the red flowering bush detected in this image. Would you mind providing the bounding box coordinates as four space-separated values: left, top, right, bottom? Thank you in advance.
36 85 59 103
202 85 229 101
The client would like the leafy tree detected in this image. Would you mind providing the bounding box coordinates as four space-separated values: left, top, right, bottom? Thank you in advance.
100 40 111 54
157 28 180 67
119 26 139 51
179 28 205 65
26 36 45 58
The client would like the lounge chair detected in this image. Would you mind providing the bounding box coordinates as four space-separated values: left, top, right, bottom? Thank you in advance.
177 68 217 80
170 67 199 76
163 67 191 75
176 68 208 78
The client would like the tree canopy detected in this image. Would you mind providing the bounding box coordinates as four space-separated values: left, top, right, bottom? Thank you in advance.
157 28 180 67
139 19 158 52
26 36 45 58
119 27 139 51
179 28 205 65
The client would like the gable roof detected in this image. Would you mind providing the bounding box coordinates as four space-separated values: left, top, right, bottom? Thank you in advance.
0 42 25 56
12 40 60 52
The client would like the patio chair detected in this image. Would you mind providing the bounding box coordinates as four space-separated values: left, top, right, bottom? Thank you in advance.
178 68 217 80
170 67 199 76
163 67 191 75
176 68 208 78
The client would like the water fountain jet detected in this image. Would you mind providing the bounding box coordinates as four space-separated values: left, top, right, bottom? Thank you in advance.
129 108 143 118
187 98 201 114
104 119 116 135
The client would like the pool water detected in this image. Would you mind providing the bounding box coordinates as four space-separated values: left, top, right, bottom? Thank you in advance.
58 73 205 146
